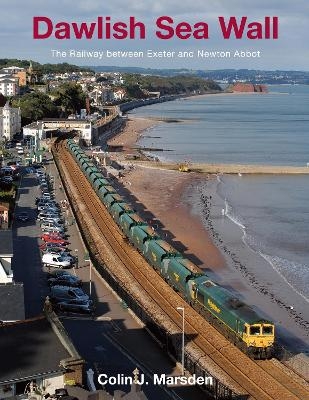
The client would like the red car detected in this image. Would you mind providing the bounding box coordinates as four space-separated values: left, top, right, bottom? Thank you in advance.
40 233 69 245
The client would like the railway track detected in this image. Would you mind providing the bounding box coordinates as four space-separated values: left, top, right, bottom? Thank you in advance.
54 139 309 400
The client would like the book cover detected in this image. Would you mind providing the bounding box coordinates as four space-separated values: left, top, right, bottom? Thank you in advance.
0 1 308 400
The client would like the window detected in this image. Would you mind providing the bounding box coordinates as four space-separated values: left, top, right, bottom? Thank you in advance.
262 326 273 335
250 326 261 335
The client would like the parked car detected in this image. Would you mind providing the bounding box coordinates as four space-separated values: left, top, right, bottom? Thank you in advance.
16 212 29 222
37 204 59 212
37 212 62 221
48 273 82 287
41 193 52 200
40 217 63 225
41 227 65 235
42 253 71 269
39 242 68 252
40 233 69 246
41 222 64 233
45 250 75 264
36 199 59 208
49 286 93 313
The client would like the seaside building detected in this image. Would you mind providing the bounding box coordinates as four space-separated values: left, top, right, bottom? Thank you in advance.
0 102 21 141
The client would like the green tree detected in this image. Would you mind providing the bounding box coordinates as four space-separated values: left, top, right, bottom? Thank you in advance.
11 92 58 125
53 83 86 115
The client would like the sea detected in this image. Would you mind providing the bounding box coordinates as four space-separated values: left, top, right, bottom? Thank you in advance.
130 85 309 304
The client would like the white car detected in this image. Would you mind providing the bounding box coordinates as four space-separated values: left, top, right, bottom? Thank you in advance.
37 212 61 221
41 222 64 233
42 253 71 269
40 217 63 225
45 250 75 264
37 205 59 212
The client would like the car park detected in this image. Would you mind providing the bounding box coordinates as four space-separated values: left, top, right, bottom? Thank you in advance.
42 253 71 268
49 286 93 313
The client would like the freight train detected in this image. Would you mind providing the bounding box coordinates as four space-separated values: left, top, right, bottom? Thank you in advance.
66 139 275 359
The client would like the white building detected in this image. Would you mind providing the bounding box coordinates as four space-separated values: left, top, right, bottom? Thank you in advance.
23 118 93 146
0 76 19 96
0 102 21 141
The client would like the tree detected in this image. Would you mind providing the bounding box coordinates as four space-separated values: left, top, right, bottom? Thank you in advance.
11 92 58 125
53 83 86 115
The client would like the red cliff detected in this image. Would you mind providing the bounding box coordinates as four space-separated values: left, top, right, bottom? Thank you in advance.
229 83 268 93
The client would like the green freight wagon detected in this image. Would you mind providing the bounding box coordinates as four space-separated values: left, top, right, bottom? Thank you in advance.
165 257 202 293
119 213 146 238
97 185 117 202
103 193 124 210
143 239 180 270
76 153 87 163
85 166 99 180
93 177 110 192
110 202 134 224
130 225 159 253
89 172 104 185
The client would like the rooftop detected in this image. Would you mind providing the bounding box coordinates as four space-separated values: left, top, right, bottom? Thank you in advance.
0 316 71 383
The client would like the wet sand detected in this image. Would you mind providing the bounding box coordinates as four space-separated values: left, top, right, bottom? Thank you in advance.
108 115 309 361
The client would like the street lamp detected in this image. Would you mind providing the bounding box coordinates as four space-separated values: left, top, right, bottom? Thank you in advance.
176 306 185 376
84 252 92 296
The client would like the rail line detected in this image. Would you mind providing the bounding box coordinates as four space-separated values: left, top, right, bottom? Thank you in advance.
54 138 309 400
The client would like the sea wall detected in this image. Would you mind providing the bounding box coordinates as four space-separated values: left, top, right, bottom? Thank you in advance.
119 95 180 113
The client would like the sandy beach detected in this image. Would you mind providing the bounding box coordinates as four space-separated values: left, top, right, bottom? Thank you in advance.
106 115 309 362
108 116 158 150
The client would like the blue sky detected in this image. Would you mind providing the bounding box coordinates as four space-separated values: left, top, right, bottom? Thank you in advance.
1 0 308 70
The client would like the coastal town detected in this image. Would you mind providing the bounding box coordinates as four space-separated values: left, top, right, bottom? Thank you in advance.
0 59 308 400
